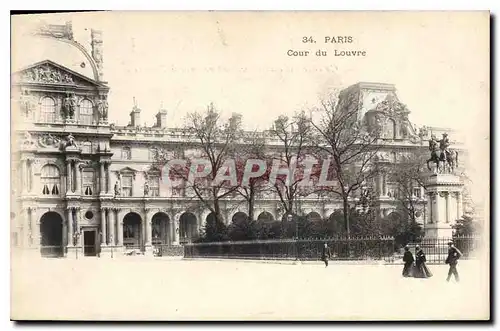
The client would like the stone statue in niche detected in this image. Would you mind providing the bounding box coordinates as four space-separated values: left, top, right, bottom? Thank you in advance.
65 133 78 148
63 93 77 119
114 181 121 196
144 182 150 196
97 96 109 121
19 89 35 117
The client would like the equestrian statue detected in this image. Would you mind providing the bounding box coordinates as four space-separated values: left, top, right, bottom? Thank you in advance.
426 133 459 173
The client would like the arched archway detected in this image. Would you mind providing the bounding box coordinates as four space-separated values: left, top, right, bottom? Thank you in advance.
152 212 170 245
123 212 142 248
40 211 64 257
179 212 198 243
257 211 274 223
231 212 248 225
306 212 322 222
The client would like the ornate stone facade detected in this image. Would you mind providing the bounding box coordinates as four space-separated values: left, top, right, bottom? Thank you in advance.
11 22 470 257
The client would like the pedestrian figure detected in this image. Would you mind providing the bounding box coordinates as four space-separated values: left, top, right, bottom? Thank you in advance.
402 245 414 277
413 245 433 278
321 243 331 267
446 241 462 282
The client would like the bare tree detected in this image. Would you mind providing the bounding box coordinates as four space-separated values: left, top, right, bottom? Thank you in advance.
268 111 316 217
389 149 429 223
233 131 271 221
309 93 382 236
155 103 243 228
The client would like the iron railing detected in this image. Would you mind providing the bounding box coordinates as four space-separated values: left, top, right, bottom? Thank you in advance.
402 235 482 264
184 235 481 264
154 244 184 257
184 236 396 262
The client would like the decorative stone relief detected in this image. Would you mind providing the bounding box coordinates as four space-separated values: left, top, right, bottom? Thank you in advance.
21 64 74 84
38 134 62 149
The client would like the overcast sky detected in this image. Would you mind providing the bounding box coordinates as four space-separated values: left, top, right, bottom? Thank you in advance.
11 11 490 207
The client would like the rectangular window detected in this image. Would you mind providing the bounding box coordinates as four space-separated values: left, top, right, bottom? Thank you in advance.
121 175 133 197
149 175 160 197
82 170 95 196
413 188 421 198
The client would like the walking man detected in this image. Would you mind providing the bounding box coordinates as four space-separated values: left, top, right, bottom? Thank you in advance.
321 242 331 267
445 241 462 282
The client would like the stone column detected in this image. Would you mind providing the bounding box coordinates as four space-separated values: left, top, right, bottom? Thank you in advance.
100 161 105 194
22 208 30 248
107 162 112 194
66 161 72 193
62 214 68 248
457 192 463 220
173 218 179 245
108 208 116 246
22 160 27 193
75 161 81 195
75 207 82 246
101 208 107 245
67 207 74 246
145 209 152 247
25 159 32 193
169 219 174 245
427 192 434 224
32 208 40 248
378 172 384 196
383 173 388 196
117 212 124 246
445 192 451 223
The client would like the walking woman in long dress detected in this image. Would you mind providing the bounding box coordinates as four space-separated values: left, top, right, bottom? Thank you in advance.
413 245 433 278
402 245 414 277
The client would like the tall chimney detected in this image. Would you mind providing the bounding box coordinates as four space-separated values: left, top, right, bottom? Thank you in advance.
130 98 141 127
91 29 104 81
156 104 168 128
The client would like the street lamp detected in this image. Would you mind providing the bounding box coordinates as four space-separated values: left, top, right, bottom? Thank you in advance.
73 231 81 259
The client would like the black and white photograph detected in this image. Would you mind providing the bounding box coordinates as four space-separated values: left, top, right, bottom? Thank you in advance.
9 11 490 321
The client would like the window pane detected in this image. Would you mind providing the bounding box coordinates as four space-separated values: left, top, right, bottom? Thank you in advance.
40 97 56 123
79 99 93 125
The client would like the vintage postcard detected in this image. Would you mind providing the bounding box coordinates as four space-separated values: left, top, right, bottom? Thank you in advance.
10 11 490 321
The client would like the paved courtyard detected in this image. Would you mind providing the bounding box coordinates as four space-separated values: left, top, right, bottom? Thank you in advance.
11 255 489 321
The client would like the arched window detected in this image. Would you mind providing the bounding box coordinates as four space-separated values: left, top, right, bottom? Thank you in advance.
41 164 60 196
79 99 93 125
40 97 56 123
121 147 131 160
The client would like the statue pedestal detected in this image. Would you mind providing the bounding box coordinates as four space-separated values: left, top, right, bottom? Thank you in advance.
424 173 464 239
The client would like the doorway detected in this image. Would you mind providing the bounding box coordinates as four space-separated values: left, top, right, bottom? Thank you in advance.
40 211 64 257
83 230 97 256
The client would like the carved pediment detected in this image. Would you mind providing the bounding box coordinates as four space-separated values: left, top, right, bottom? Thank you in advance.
13 60 104 88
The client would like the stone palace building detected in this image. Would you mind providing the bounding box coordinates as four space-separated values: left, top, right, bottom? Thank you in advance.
11 22 471 257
